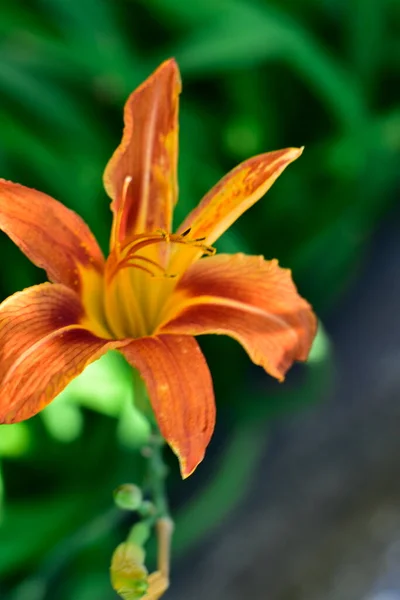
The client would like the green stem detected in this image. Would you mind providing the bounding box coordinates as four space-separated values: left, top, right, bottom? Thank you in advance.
146 433 169 520
133 371 170 521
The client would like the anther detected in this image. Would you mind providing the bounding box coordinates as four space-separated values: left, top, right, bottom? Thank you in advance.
155 229 170 242
181 228 191 237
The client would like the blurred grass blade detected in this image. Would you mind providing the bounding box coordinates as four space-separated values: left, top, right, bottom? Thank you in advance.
173 1 367 129
0 60 93 136
172 421 267 555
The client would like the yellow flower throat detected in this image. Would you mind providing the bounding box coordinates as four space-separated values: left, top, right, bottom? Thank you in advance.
97 227 214 340
79 175 214 340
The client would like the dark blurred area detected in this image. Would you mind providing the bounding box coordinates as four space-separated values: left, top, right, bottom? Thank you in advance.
0 0 399 599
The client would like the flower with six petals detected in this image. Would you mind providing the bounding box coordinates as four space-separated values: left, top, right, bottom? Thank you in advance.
0 59 317 477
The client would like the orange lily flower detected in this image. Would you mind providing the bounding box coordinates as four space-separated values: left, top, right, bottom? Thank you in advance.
0 59 316 478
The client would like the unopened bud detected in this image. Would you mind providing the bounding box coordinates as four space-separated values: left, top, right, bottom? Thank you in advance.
114 484 143 511
128 521 151 547
110 542 148 599
138 500 156 518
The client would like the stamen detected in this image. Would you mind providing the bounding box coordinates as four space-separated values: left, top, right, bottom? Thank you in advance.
120 263 155 277
109 254 165 280
119 234 169 258
107 229 216 282
121 232 215 261
126 255 165 273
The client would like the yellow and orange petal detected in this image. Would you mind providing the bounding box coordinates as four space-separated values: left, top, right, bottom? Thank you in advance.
120 334 215 478
169 148 303 276
104 59 181 246
0 179 104 293
0 283 124 423
159 253 317 381
176 147 303 246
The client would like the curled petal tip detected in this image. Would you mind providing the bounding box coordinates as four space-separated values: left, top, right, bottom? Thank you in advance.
169 427 208 480
152 57 181 83
287 146 304 160
179 456 198 480
160 57 179 71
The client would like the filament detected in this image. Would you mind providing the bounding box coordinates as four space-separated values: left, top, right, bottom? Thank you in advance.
107 228 215 282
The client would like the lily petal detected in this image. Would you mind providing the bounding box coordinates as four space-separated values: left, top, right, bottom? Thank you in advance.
159 254 317 381
177 147 303 246
0 179 104 293
120 335 215 478
104 59 181 245
0 283 122 423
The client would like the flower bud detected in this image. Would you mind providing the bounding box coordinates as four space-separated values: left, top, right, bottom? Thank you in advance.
128 521 151 547
110 542 148 599
114 484 143 511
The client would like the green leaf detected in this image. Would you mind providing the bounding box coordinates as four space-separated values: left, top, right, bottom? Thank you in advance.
349 0 386 95
0 495 91 577
0 60 93 136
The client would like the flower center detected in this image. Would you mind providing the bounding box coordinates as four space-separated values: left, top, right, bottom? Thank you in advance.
104 229 215 339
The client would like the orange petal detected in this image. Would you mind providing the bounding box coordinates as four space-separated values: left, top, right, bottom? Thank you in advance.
0 283 122 423
120 335 215 478
104 59 181 245
177 148 303 246
159 253 317 381
0 179 105 293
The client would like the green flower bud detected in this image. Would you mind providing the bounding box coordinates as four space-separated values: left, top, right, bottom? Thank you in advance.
114 484 143 511
127 521 151 547
138 500 156 518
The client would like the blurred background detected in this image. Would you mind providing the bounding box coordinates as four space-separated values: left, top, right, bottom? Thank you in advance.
0 0 399 598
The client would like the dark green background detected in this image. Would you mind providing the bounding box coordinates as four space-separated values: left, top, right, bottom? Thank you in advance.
0 0 398 598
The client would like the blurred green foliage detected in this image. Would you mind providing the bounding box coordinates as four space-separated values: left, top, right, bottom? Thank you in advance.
0 0 398 598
